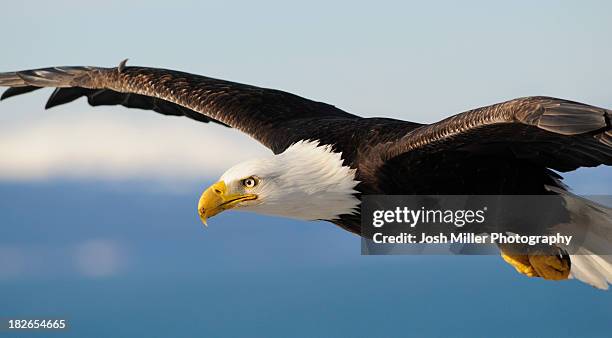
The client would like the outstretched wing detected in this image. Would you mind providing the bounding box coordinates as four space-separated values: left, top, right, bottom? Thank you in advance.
0 60 358 153
375 96 611 173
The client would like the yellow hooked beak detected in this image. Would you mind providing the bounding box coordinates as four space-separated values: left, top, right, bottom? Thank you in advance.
198 181 257 227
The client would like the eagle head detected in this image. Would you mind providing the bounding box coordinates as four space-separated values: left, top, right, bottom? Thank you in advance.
197 140 360 226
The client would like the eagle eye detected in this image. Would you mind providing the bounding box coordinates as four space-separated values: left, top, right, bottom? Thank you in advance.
242 177 258 188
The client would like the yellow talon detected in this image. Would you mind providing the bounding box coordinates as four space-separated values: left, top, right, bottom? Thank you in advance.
528 254 570 280
500 248 570 281
501 252 539 277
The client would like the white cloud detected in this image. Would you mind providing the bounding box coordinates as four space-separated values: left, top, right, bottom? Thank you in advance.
73 239 125 278
0 110 270 181
0 241 131 280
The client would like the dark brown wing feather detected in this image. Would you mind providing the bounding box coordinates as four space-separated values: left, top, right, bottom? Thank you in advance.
374 96 611 173
0 62 357 152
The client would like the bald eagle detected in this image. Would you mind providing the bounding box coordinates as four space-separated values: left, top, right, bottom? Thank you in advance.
1 61 611 288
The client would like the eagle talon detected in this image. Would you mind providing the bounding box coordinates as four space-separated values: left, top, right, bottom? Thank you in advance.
501 250 570 281
528 254 570 280
501 252 539 278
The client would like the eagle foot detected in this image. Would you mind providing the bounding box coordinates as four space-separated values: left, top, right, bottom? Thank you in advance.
528 254 570 280
501 252 539 277
501 251 570 280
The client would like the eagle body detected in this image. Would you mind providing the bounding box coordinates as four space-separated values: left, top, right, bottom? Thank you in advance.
1 61 611 288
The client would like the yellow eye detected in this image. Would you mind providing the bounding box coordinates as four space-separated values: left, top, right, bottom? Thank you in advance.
242 177 258 188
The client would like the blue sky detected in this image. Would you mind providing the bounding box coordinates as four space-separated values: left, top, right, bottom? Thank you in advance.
1 1 611 337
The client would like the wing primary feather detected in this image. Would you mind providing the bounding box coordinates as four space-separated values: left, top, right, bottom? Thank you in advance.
45 87 91 109
1 86 42 100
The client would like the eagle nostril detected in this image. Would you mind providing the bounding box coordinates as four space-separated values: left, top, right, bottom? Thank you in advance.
214 188 222 195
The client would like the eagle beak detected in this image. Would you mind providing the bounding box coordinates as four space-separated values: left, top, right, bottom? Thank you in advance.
198 181 257 227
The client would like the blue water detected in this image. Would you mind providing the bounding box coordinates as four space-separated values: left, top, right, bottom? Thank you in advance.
0 179 611 338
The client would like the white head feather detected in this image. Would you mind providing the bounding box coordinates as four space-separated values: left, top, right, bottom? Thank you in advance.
219 140 360 221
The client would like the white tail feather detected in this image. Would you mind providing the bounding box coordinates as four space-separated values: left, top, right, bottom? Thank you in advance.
548 186 612 289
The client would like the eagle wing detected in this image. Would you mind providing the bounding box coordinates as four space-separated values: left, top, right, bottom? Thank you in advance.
0 61 357 153
369 97 612 289
376 96 611 173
